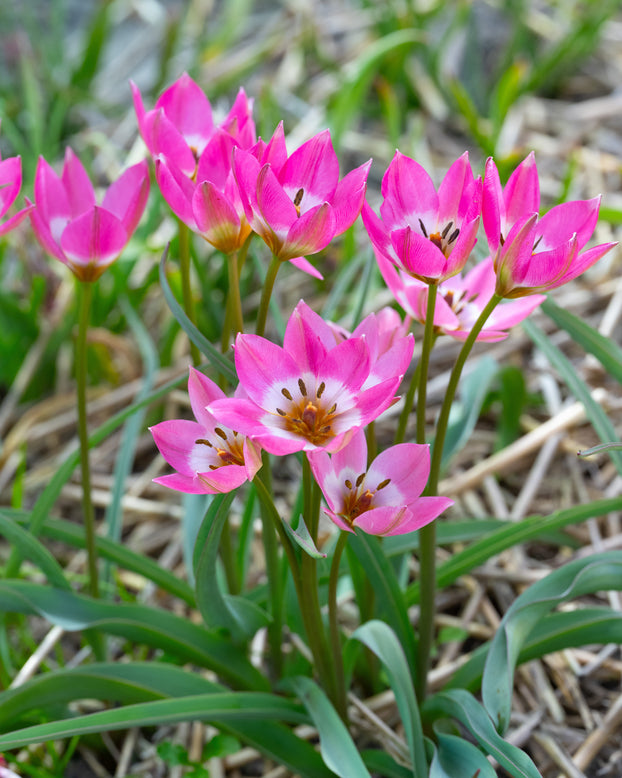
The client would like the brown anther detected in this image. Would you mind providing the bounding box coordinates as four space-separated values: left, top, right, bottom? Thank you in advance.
447 227 460 245
214 427 228 440
377 478 391 490
316 382 326 398
327 403 337 415
533 234 543 251
418 218 428 238
276 408 287 416
281 387 293 401
441 220 453 239
298 378 308 396
195 438 213 447
345 479 353 489
355 473 365 487
293 187 304 217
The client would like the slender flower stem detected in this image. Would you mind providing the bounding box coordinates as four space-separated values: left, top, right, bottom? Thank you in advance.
412 282 438 702
394 359 422 445
255 255 281 337
416 292 502 701
255 453 283 678
177 219 200 366
76 280 99 600
219 521 240 595
227 250 244 336
328 532 349 721
416 283 438 446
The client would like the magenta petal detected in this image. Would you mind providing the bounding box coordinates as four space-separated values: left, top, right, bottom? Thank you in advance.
283 301 332 373
381 151 438 228
192 181 244 252
148 109 198 175
546 242 616 289
0 156 21 218
256 164 297 232
234 334 301 408
437 152 474 224
391 226 448 280
60 206 127 277
62 148 96 218
536 197 600 250
320 337 371 395
504 151 539 227
155 158 196 228
331 428 368 478
289 256 324 279
282 203 336 260
28 200 66 261
33 156 71 242
196 130 237 190
280 129 339 202
0 204 33 237
368 443 430 504
482 158 504 251
102 161 150 234
156 72 214 154
330 160 371 235
362 201 395 259
196 465 251 494
353 505 409 536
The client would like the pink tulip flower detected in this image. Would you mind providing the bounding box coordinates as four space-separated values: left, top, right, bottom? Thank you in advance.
150 367 262 494
362 151 482 285
0 126 32 237
377 251 545 342
207 304 403 455
132 73 255 176
484 154 616 297
307 429 453 536
233 127 371 277
28 149 150 282
286 300 413 388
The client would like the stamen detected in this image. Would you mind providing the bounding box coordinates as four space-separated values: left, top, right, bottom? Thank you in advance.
448 228 460 245
214 427 228 440
327 403 337 415
418 218 428 238
276 408 287 416
377 478 391 490
345 479 353 489
533 234 543 251
195 438 213 447
281 387 293 401
298 378 308 396
355 473 365 487
293 188 304 207
316 382 326 398
441 221 453 239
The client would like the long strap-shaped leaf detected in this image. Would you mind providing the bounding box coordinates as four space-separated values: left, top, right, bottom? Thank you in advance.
482 550 622 733
0 581 267 691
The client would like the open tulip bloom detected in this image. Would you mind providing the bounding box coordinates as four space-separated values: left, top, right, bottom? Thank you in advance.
233 127 371 277
484 154 616 297
362 150 482 285
308 429 453 536
377 250 545 341
132 73 255 176
150 367 262 494
28 149 150 282
208 302 408 455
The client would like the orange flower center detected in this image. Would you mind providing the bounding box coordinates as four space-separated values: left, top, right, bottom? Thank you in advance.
275 379 338 446
195 428 245 469
419 218 460 258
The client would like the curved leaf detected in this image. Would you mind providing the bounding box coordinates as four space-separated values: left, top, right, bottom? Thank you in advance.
423 689 541 778
0 513 69 590
0 581 268 691
352 620 426 778
292 676 372 778
430 731 497 778
482 551 622 732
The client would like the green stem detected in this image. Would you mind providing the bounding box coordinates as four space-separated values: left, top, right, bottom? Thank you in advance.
256 453 282 678
255 255 281 337
416 283 438 446
178 220 200 365
328 532 349 721
416 292 502 701
219 520 240 596
76 281 99 600
394 359 422 445
227 250 244 336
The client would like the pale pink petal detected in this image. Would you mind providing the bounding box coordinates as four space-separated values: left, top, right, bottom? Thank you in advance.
150 419 207 475
196 465 253 493
234 334 301 408
353 505 410 536
367 443 430 504
283 301 333 373
330 427 368 477
242 438 263 480
153 473 209 494
188 367 225 428
288 256 324 279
